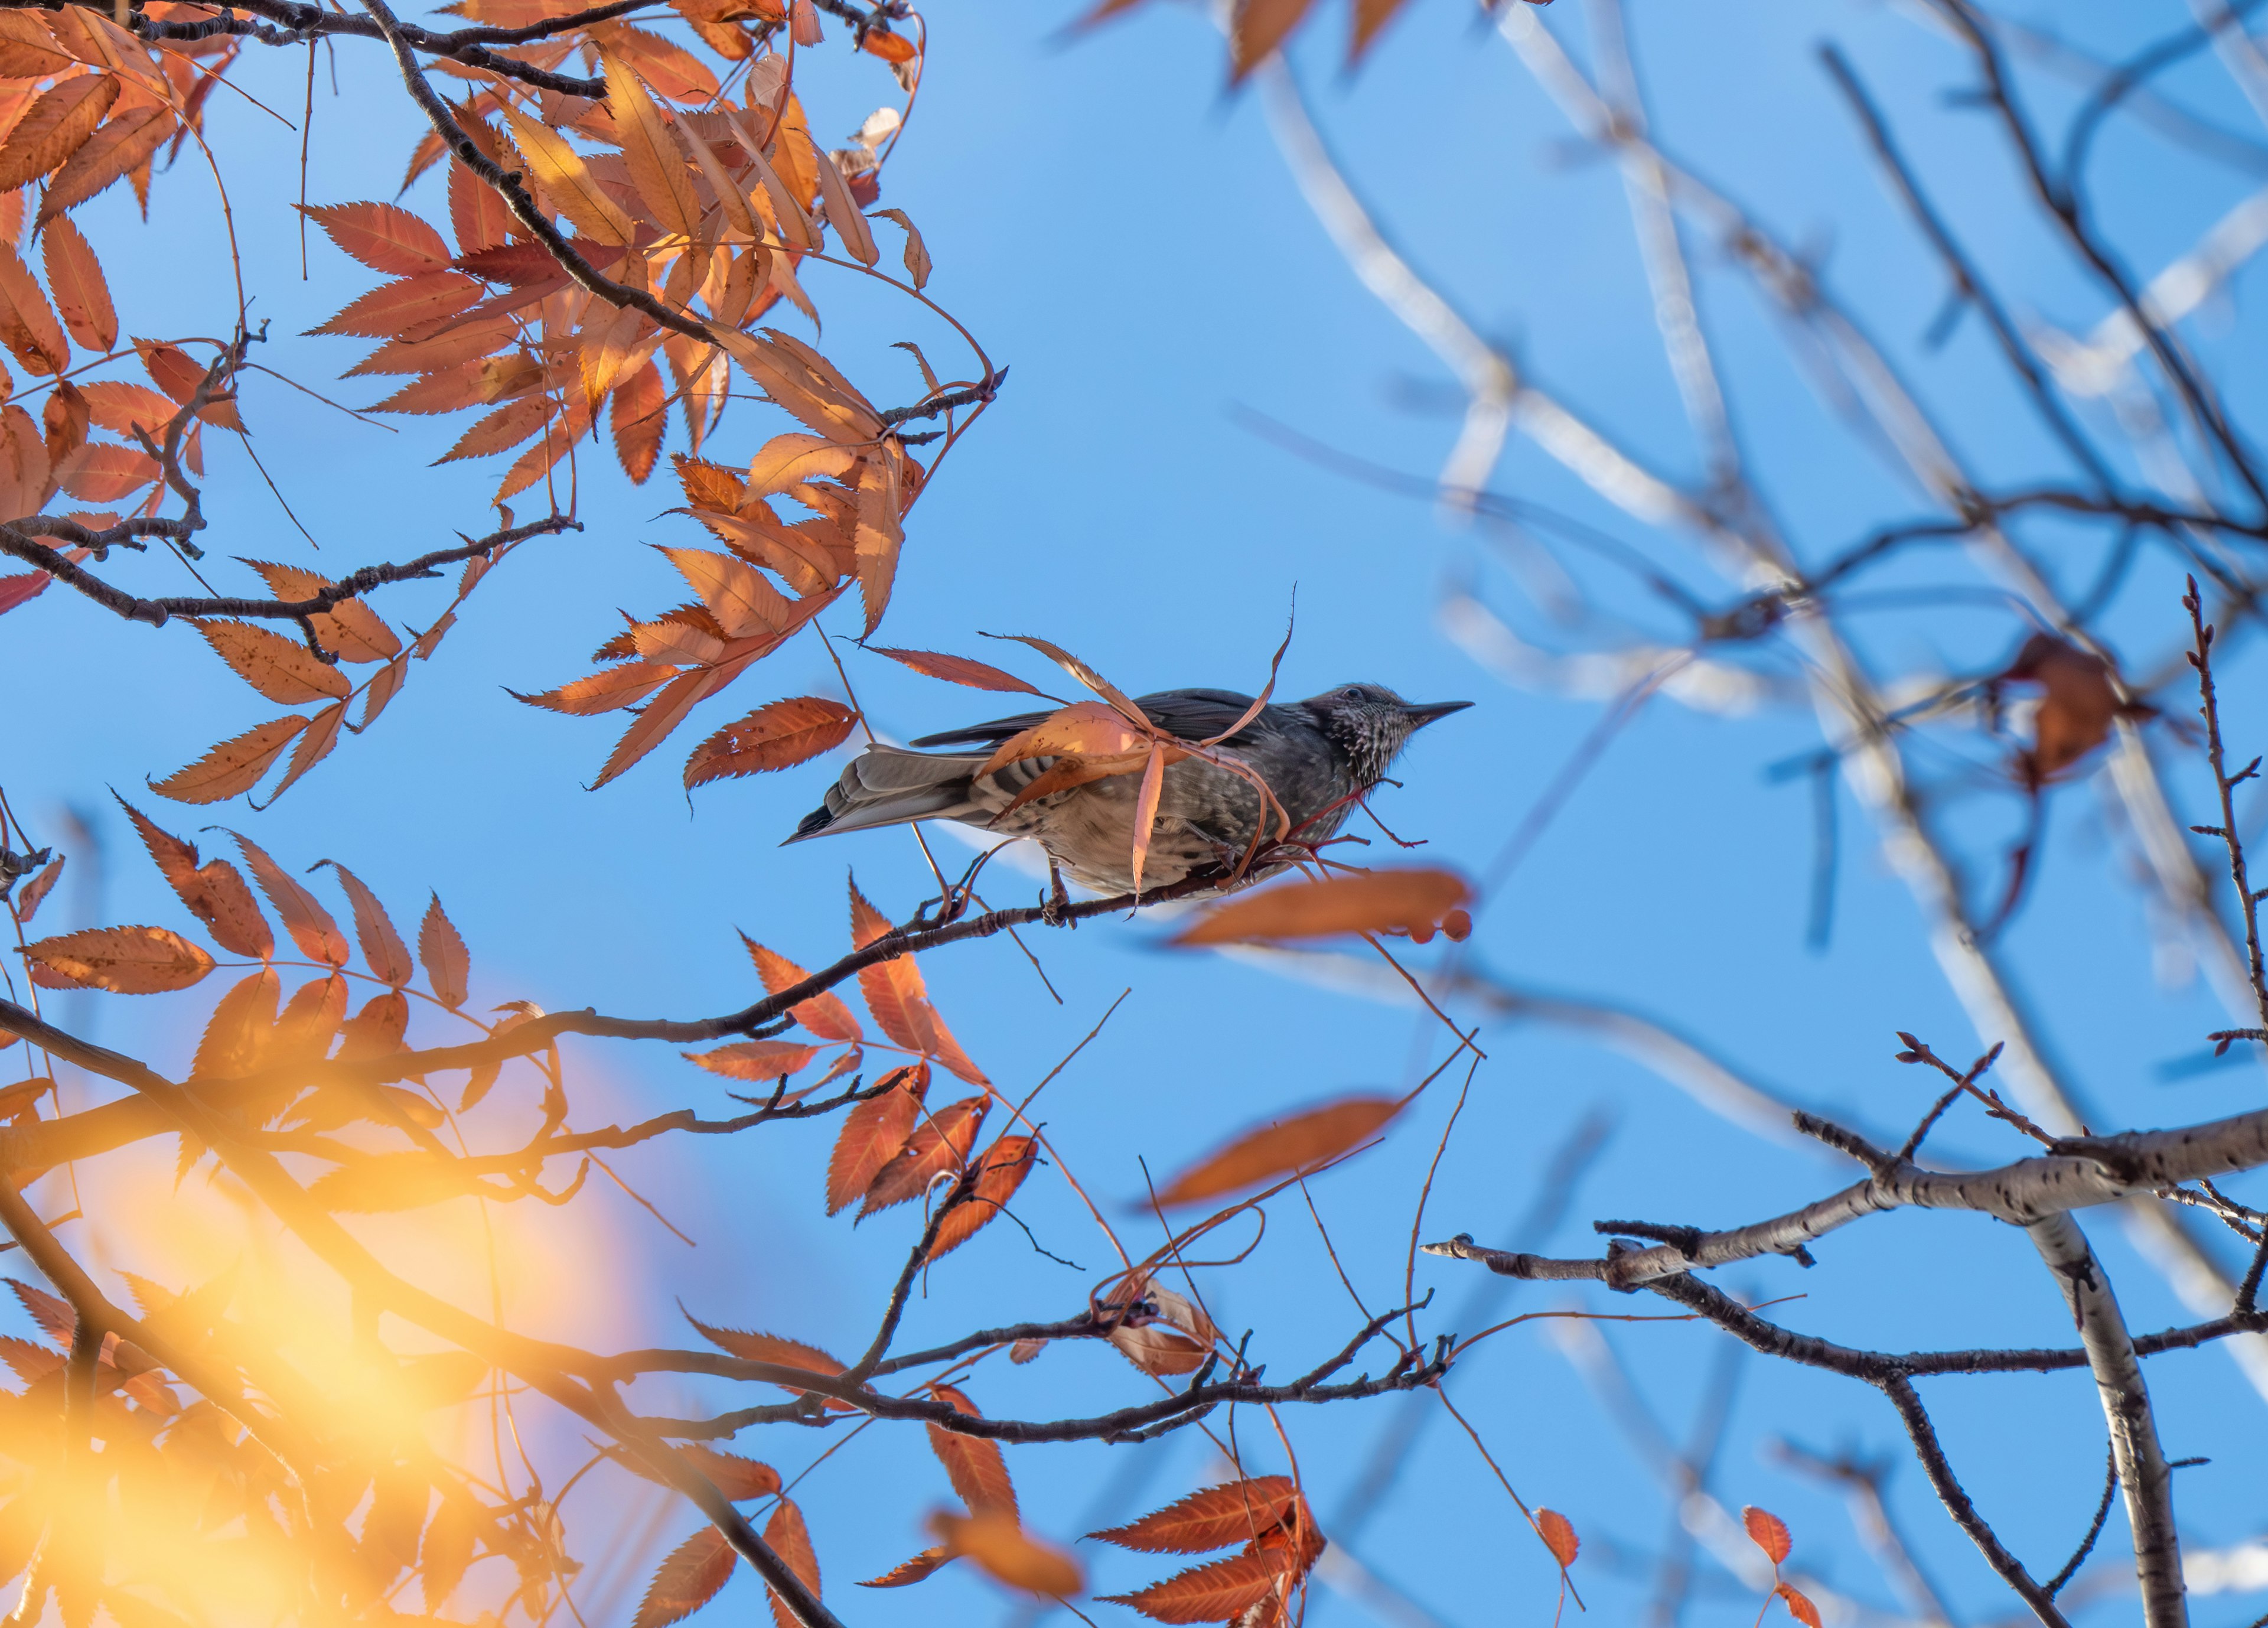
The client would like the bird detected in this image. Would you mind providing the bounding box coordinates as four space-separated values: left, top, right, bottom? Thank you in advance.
787 683 1472 895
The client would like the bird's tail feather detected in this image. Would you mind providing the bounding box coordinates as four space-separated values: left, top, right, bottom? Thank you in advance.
784 747 987 845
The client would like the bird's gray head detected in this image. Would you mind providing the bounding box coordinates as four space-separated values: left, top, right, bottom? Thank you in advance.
1301 683 1472 786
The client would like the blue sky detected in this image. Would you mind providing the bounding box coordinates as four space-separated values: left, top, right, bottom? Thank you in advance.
7 1 2268 1624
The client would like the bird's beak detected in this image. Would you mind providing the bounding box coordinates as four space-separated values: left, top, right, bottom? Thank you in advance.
1400 699 1473 728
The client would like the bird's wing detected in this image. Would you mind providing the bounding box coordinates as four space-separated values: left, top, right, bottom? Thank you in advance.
908 689 1267 751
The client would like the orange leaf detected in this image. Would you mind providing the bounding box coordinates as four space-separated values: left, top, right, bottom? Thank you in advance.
1776 1582 1823 1628
1536 1508 1578 1570
813 146 876 266
307 271 484 339
745 432 858 497
337 989 409 1060
848 881 988 1082
24 926 213 994
54 441 158 503
112 794 273 959
852 442 902 636
40 105 173 221
151 716 309 805
240 559 402 663
872 207 930 289
762 1498 822 1628
685 1038 821 1080
193 620 351 705
300 201 454 275
687 1318 852 1408
1129 744 1166 894
497 102 634 245
858 1095 988 1217
273 972 347 1067
856 1547 953 1589
929 1509 1081 1598
418 895 470 1008
871 647 1047 696
859 25 916 64
685 696 857 787
189 968 278 1079
926 1385 1016 1516
663 547 799 639
612 356 666 484
1100 1551 1286 1624
631 1526 736 1628
1149 1095 1402 1208
436 394 552 464
10 855 61 926
825 1061 925 1215
924 1135 1035 1263
1228 0 1312 81
263 699 346 802
604 51 701 240
1743 1506 1791 1566
0 243 69 373
975 700 1152 779
312 861 413 985
602 22 719 103
230 832 349 966
0 75 117 194
513 660 679 716
742 935 862 1043
1089 1478 1298 1555
39 212 112 352
1171 869 1472 947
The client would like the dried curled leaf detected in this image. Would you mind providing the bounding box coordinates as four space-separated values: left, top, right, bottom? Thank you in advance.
1149 1094 1403 1207
856 1547 953 1589
24 926 214 994
1172 869 1472 947
1107 1282 1216 1378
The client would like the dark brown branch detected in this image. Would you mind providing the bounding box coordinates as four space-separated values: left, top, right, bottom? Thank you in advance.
0 516 576 631
2186 578 2268 1036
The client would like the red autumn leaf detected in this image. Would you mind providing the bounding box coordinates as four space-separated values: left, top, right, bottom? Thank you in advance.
871 646 1050 696
858 1095 988 1218
1149 1094 1404 1207
189 968 279 1079
337 989 409 1060
741 935 863 1043
686 1318 852 1409
926 1384 1016 1517
151 717 309 805
614 1444 781 1503
306 271 484 339
1090 1478 1299 1555
418 894 470 1008
825 1061 926 1215
631 1526 736 1628
849 881 988 1083
613 356 667 484
924 1134 1035 1262
10 855 61 925
24 926 214 994
1743 1506 1791 1566
1100 1551 1290 1624
762 1498 822 1628
683 696 859 787
1999 633 2124 784
112 795 273 959
301 201 454 276
312 861 412 986
685 1039 822 1080
273 973 347 1067
1776 1582 1823 1628
1536 1507 1578 1570
1171 869 1472 947
856 1546 953 1588
230 832 349 966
